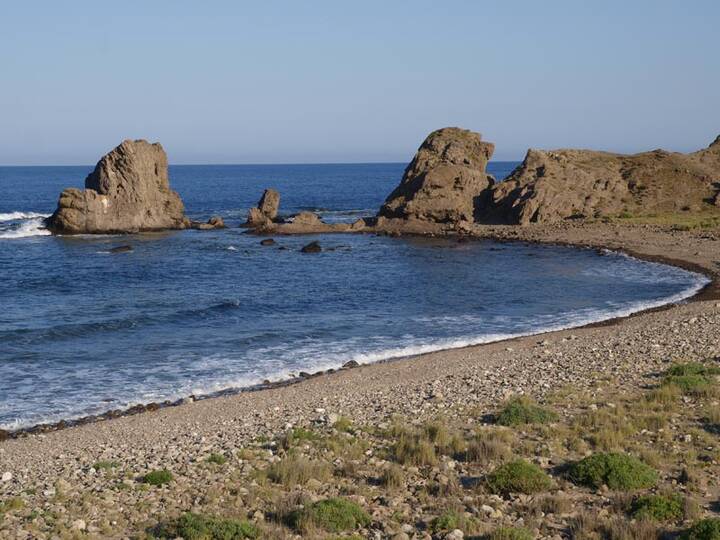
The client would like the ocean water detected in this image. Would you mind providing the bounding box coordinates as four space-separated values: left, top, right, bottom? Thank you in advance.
0 162 709 430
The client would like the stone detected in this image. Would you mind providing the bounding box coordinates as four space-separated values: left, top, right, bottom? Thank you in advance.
378 127 495 225
245 189 280 228
300 241 322 253
260 238 276 246
257 189 280 220
290 211 323 226
1 472 12 482
444 530 464 540
109 245 133 253
47 140 187 234
191 216 225 230
483 135 720 224
71 519 87 531
0 429 9 441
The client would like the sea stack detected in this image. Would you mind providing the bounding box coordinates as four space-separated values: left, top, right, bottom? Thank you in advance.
483 135 720 225
47 140 188 234
245 188 280 228
377 127 495 226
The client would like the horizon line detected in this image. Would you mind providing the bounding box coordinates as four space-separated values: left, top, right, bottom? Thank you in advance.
0 159 524 168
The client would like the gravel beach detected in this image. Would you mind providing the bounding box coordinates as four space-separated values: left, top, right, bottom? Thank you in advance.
1 222 718 539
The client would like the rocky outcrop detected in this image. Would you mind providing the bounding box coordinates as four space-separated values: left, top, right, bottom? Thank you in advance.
378 128 495 225
191 216 225 230
289 211 323 226
484 136 720 225
47 140 187 234
245 189 280 228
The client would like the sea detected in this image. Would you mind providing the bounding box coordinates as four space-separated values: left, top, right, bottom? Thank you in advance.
0 162 710 430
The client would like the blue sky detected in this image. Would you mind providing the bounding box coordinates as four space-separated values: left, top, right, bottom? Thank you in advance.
1 1 718 164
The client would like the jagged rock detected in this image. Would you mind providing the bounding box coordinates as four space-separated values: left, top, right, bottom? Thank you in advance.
47 140 187 234
300 241 322 253
378 127 495 224
483 135 720 224
246 189 280 227
290 211 323 226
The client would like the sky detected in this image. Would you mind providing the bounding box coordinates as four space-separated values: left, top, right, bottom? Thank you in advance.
1 1 718 165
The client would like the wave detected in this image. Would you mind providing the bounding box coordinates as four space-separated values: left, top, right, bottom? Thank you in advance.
0 217 52 239
0 211 50 222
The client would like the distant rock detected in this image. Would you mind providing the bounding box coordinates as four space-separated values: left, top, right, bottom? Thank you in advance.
300 241 322 253
47 140 187 234
191 216 225 230
290 211 323 226
483 136 720 224
260 238 276 246
245 189 280 228
109 245 133 253
378 127 495 225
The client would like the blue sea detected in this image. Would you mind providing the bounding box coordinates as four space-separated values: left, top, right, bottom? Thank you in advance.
0 162 709 430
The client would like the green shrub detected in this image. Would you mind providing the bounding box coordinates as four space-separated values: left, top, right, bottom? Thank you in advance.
568 453 657 490
490 526 534 540
153 512 258 539
333 416 353 432
681 518 720 540
142 469 173 486
289 498 370 533
206 453 227 465
631 493 684 521
666 362 720 377
663 363 719 395
487 459 552 495
430 511 461 533
496 396 558 427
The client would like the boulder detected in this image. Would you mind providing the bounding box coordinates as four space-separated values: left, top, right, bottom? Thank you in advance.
378 127 495 224
483 135 720 224
245 189 280 227
300 241 322 253
47 140 187 234
191 216 225 230
260 238 276 246
290 211 323 226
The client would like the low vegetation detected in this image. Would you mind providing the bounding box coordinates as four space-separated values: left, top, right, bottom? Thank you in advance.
568 452 658 490
152 512 258 539
495 395 558 426
681 518 720 540
631 493 685 522
289 498 370 533
486 459 553 495
142 469 173 486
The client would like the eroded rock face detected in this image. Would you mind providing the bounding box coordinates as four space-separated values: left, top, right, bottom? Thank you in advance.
48 140 187 234
378 127 495 224
485 136 720 225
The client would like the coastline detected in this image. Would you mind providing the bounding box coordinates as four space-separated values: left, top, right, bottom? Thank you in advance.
1 223 715 438
1 222 717 438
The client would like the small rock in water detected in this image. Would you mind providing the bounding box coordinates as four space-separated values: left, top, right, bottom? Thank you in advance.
300 241 322 253
109 245 133 253
260 238 276 246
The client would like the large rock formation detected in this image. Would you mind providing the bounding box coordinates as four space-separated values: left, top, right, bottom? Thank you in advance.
484 136 720 225
47 140 187 234
245 189 280 228
378 128 495 225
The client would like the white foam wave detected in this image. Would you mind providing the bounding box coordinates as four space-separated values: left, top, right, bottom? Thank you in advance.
0 217 52 239
0 211 50 222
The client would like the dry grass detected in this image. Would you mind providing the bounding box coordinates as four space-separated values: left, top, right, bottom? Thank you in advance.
266 454 332 486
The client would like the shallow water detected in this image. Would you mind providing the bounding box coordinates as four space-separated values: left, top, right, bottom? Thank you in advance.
0 163 709 429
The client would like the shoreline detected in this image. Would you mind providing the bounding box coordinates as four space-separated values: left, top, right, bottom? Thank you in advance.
2 222 717 438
